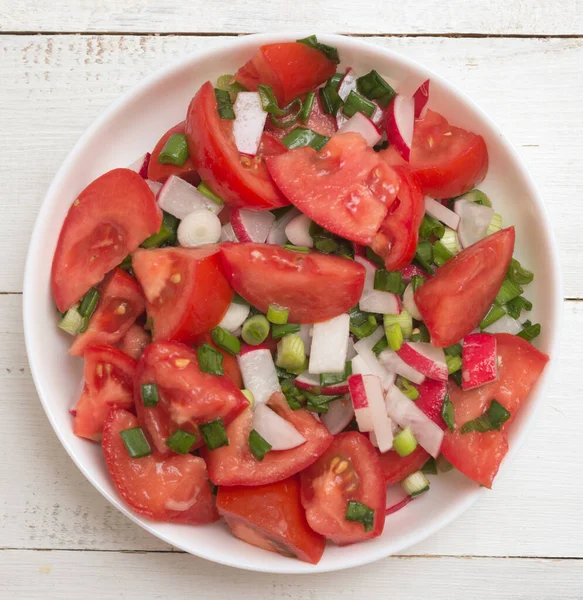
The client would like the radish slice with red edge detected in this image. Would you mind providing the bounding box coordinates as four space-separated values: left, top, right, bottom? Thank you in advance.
231 208 275 243
402 282 422 321
157 175 222 219
378 349 425 385
413 79 430 119
355 256 402 315
461 333 498 390
397 342 448 382
219 222 238 242
294 372 350 396
321 396 355 435
336 112 382 147
454 199 495 248
232 91 267 156
252 403 306 450
385 483 414 515
353 243 366 258
401 264 431 281
385 94 415 162
385 385 444 458
309 314 350 374
285 214 314 248
425 197 460 231
266 207 301 245
146 180 162 197
128 152 150 179
237 348 281 405
483 314 522 335
337 67 358 101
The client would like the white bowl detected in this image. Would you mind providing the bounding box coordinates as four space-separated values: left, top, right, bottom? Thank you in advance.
23 33 561 574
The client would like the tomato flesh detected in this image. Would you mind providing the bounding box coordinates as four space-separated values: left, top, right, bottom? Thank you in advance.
119 323 151 360
51 168 162 312
220 243 365 323
378 445 430 486
132 245 232 343
102 408 219 523
300 432 385 545
147 121 199 184
217 477 326 564
415 227 515 347
441 334 548 488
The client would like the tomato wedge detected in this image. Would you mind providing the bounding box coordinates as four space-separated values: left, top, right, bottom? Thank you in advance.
194 333 243 388
441 334 549 488
257 132 288 157
186 81 288 210
51 168 162 312
204 393 333 486
381 110 488 199
73 345 136 441
220 243 365 323
217 477 326 564
69 268 145 356
300 432 385 545
102 408 219 523
119 323 150 360
147 121 199 184
266 133 400 245
378 445 430 486
234 42 337 105
132 245 232 343
370 165 425 271
415 227 515 347
135 341 249 456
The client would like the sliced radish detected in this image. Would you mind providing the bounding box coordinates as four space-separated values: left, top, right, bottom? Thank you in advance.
403 282 422 321
336 112 382 147
177 210 222 247
377 349 425 385
285 214 314 248
266 207 301 245
128 152 150 179
413 79 430 119
355 256 402 315
461 333 498 390
353 328 395 388
385 385 444 458
337 67 358 101
231 208 275 243
146 179 163 197
353 243 366 258
483 314 522 335
294 372 350 396
396 342 448 382
321 396 355 435
401 264 431 281
218 301 250 332
253 403 306 450
158 175 222 219
385 483 413 515
219 222 238 242
425 197 460 230
385 94 415 162
237 348 281 405
309 314 350 374
298 323 312 357
232 91 267 156
454 199 495 248
370 102 385 129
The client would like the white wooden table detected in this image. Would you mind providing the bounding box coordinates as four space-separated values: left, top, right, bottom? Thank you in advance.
1 2 582 597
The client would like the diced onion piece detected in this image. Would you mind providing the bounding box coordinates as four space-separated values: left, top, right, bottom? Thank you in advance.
232 92 268 156
237 349 281 405
177 210 221 247
440 227 462 255
298 323 312 356
128 152 150 178
402 282 422 320
219 222 238 242
396 342 448 382
266 207 301 245
308 314 350 374
252 403 306 450
461 333 498 390
158 175 223 219
218 301 250 332
425 197 460 230
285 214 314 248
355 256 402 315
386 94 415 162
401 470 430 497
321 396 355 435
454 198 495 248
378 349 425 385
483 314 522 335
353 327 395 389
231 208 275 243
336 112 382 147
346 337 357 360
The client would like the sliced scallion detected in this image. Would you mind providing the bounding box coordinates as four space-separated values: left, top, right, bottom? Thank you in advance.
393 426 418 457
445 343 462 357
267 303 289 325
459 189 492 207
296 35 340 63
119 254 132 271
487 213 503 235
78 288 100 319
141 211 180 249
480 302 506 330
507 258 534 285
319 84 344 115
257 84 285 116
166 429 197 455
197 343 224 376
433 240 454 268
356 69 396 107
215 73 247 102
374 269 404 294
411 274 426 293
299 91 315 124
446 354 462 374
384 311 413 340
197 182 224 206
410 323 430 343
505 296 532 320
401 471 430 497
396 376 419 400
421 457 438 475
440 228 462 255
158 133 189 167
342 90 375 119
385 322 403 351
304 390 338 413
348 307 377 339
269 98 303 129
276 334 306 372
372 336 389 355
281 379 304 410
496 278 523 305
248 429 272 462
441 393 455 432
271 323 301 339
241 314 270 345
58 304 86 336
436 454 454 472
211 327 241 356
120 427 152 458
140 383 159 407
326 72 343 91
517 321 541 342
282 127 329 151
366 246 385 267
283 244 310 253
419 214 445 240
199 418 229 450
414 241 434 273
345 500 375 532
320 362 352 387
241 389 255 408
460 399 511 434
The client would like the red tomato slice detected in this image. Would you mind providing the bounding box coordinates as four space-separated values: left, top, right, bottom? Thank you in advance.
119 323 151 360
257 132 288 157
441 334 549 488
132 245 232 343
69 268 145 356
51 168 162 312
217 477 326 564
414 228 515 347
220 243 365 323
147 121 199 184
234 43 336 106
265 133 400 245
381 110 488 199
102 408 219 523
370 166 425 271
377 445 430 486
73 345 137 441
300 432 385 545
194 333 244 388
186 81 288 210
134 341 249 456
204 392 333 486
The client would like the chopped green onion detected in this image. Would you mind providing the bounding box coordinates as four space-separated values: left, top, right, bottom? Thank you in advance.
282 127 329 151
505 296 532 320
496 278 523 305
365 246 385 267
414 240 434 273
385 322 403 351
120 427 152 458
374 269 404 294
440 228 461 255
451 369 463 387
372 336 389 355
199 418 229 450
319 85 344 115
166 429 197 455
401 471 430 497
267 303 289 325
349 306 377 339
276 334 306 372
309 222 353 257
215 73 247 102
269 98 303 129
283 244 310 253
271 323 301 339
141 211 180 249
441 393 455 432
419 214 445 240
283 356 308 376
345 500 375 532
487 213 503 235
248 429 272 461
459 189 492 207
326 72 343 91
411 274 426 293
393 426 418 457
383 311 413 340
433 240 454 268
436 454 454 472
58 303 86 336
356 69 396 107
517 322 541 342
304 390 338 413
342 90 375 119
78 288 100 319
296 35 340 63
197 343 224 375
421 457 438 475
396 376 419 400
480 302 506 330
241 314 270 346
214 88 235 120
460 399 511 434
281 379 304 410
119 254 132 271
197 182 224 205
257 84 285 116
211 327 241 356
158 133 189 167
507 258 534 285
445 343 462 357
241 389 255 408
446 354 462 374
320 362 352 387
299 91 315 124
410 323 430 343
141 383 159 407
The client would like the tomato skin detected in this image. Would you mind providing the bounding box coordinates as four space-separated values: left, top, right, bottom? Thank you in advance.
73 345 137 441
378 445 430 486
51 168 162 312
300 432 385 545
441 334 549 488
415 227 516 348
69 268 145 356
119 323 151 360
257 132 288 157
102 408 219 523
147 121 199 184
217 477 326 564
234 43 336 106
381 110 488 198
132 245 233 344
370 166 425 271
186 81 288 210
204 393 333 486
220 243 365 323
266 133 400 245
134 341 249 456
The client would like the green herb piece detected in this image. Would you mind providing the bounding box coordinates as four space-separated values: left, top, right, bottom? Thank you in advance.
505 296 532 320
480 302 506 330
158 133 189 166
319 85 344 115
141 211 180 248
78 288 99 319
414 240 434 273
214 88 236 119
342 90 376 118
166 429 197 455
242 314 270 345
271 323 301 339
211 327 241 356
507 258 534 285
297 35 340 63
248 429 272 461
441 393 455 432
460 399 511 434
199 418 229 450
299 91 315 123
282 127 329 151
356 69 396 107
517 322 541 342
420 214 445 240
140 383 159 407
374 269 404 294
433 240 454 268
120 427 152 458
348 306 377 339
197 343 224 375
345 500 375 532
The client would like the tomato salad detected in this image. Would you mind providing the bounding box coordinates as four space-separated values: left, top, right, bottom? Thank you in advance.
52 36 549 564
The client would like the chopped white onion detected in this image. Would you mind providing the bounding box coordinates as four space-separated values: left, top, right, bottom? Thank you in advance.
285 214 314 248
454 199 495 248
298 323 312 357
237 349 281 405
309 314 350 374
353 327 395 388
158 175 222 219
266 207 301 245
218 301 250 332
252 403 306 450
355 256 402 315
403 282 422 320
425 197 460 230
177 210 222 247
232 92 267 156
484 314 523 335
